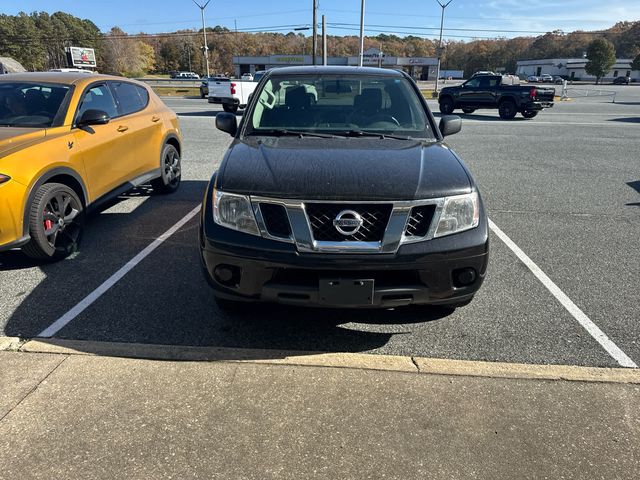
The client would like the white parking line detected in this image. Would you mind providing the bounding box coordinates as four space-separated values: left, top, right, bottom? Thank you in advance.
38 206 201 338
461 121 635 127
488 219 638 368
36 203 636 369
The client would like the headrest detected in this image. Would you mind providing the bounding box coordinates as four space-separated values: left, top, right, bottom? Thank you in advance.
285 86 311 109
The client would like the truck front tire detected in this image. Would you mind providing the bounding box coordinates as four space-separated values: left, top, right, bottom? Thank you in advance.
498 100 517 119
439 97 454 114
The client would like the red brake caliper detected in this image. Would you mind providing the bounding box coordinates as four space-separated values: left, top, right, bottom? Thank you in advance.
44 210 53 231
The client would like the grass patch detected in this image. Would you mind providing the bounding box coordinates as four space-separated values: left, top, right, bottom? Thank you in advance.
421 90 439 99
152 86 201 97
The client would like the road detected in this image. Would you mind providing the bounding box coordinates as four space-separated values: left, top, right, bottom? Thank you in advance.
1 87 638 368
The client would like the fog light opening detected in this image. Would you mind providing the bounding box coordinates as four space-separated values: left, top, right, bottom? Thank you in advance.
453 268 477 288
214 264 242 287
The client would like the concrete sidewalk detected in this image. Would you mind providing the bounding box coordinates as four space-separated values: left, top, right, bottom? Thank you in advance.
1 342 639 479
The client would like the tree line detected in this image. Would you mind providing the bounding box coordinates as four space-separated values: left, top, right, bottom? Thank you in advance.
1 12 639 78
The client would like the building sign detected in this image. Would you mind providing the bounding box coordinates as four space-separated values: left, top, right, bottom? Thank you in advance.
270 55 307 64
397 57 437 66
66 47 97 67
362 47 385 64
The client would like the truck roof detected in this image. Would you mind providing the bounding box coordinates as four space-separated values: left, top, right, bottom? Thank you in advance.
267 66 405 77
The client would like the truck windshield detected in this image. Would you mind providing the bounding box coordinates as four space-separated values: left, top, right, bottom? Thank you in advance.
246 73 434 139
0 82 71 128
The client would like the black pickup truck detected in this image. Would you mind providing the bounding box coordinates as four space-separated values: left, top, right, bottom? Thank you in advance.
439 75 555 119
200 66 489 310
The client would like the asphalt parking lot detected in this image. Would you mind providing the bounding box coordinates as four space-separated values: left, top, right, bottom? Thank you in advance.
1 86 638 369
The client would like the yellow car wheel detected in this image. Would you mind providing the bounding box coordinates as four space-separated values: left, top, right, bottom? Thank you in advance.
151 144 181 194
22 183 84 261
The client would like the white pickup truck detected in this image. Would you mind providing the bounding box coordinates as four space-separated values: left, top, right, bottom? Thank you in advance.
207 72 265 112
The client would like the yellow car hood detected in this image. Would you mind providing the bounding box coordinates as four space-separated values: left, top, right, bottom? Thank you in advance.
0 127 47 159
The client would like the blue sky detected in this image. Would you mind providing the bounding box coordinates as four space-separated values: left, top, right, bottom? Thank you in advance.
4 0 640 40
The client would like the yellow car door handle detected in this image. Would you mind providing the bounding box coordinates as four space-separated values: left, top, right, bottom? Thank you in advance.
117 125 129 132
151 116 161 123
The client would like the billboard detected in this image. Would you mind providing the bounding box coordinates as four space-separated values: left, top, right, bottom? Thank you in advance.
66 47 97 68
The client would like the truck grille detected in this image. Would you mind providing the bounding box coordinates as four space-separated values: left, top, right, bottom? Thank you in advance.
305 203 393 242
404 205 436 238
259 203 292 239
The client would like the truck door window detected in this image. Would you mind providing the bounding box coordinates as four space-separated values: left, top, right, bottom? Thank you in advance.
479 77 498 88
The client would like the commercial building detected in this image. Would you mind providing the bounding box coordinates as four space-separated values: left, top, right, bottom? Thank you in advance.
0 57 26 74
516 58 638 81
233 48 439 80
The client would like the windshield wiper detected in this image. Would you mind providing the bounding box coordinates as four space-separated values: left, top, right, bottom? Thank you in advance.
248 129 337 138
332 130 418 141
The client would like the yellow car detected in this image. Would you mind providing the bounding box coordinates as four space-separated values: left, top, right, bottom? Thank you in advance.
0 72 182 260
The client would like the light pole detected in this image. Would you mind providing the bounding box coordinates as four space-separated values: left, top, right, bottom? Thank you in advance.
312 0 318 65
294 26 311 64
358 0 365 66
434 0 453 93
193 0 211 78
322 15 327 66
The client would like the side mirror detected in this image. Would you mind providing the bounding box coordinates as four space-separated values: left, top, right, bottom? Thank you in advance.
439 115 462 137
216 112 238 136
78 109 110 127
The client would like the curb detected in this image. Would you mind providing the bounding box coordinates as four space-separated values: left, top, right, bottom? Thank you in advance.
3 336 638 384
0 336 24 351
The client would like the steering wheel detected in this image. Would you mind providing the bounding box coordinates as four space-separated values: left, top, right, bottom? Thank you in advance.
366 114 400 127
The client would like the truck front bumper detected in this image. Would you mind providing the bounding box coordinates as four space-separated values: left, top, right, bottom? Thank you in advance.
199 218 489 309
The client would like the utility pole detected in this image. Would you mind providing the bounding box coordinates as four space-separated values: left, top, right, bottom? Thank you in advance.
358 0 365 66
322 15 327 66
193 0 211 78
312 0 318 65
434 0 453 93
234 19 239 77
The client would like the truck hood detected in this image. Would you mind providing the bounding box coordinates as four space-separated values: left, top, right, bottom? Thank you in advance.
216 137 472 201
0 127 47 158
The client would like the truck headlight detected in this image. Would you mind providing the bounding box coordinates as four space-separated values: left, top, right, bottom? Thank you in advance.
434 192 479 238
213 189 260 236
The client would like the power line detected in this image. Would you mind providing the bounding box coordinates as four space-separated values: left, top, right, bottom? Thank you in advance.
114 9 310 27
324 25 540 40
0 25 314 44
326 22 613 36
0 21 621 45
321 8 632 24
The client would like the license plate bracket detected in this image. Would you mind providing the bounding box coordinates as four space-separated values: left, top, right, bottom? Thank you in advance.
319 278 374 306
